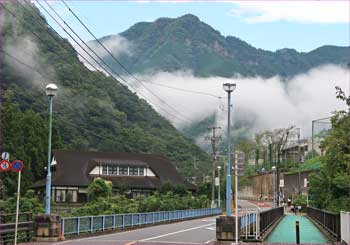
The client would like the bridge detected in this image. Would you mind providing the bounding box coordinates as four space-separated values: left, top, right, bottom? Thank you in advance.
1 201 349 245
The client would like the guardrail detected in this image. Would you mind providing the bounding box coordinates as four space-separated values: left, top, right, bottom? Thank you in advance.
0 212 33 245
61 208 221 237
307 207 340 241
341 211 350 244
239 209 259 240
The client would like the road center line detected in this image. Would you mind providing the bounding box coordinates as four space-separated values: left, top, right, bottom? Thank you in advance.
140 223 215 242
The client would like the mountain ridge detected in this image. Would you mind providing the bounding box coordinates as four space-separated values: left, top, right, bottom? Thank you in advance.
94 14 350 78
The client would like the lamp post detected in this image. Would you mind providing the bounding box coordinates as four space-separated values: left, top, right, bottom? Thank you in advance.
223 83 237 243
272 166 276 208
217 165 221 208
45 83 58 215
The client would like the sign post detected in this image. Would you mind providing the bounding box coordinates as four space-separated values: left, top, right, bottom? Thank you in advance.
11 160 24 245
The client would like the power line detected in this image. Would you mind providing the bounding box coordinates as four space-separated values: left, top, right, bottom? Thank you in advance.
36 0 190 122
60 0 213 117
34 0 191 124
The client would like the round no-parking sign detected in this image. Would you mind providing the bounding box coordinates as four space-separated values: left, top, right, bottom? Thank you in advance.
11 160 24 172
0 160 11 172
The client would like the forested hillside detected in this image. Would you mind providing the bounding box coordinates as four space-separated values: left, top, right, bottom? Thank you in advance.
0 2 210 196
96 14 350 78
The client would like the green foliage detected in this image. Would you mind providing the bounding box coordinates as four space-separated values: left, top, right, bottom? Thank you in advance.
159 181 188 196
309 111 350 212
1 90 62 196
0 2 211 195
87 177 112 201
0 189 44 215
293 194 307 212
68 192 210 217
289 157 322 173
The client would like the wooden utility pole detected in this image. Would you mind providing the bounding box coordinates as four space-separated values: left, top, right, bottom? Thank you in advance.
205 126 221 208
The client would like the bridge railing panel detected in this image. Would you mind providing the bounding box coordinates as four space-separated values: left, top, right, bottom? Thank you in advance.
341 211 350 244
259 206 284 236
307 207 340 241
0 212 33 245
61 208 221 237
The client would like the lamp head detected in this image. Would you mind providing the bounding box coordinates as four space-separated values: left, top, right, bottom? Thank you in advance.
272 166 276 171
45 83 58 97
217 166 221 170
223 83 236 93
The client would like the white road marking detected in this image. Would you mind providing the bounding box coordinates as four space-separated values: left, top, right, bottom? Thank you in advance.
205 227 216 231
205 239 212 243
201 219 215 222
140 223 215 241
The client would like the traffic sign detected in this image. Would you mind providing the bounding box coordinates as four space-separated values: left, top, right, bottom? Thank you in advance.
11 160 24 173
0 160 11 172
1 152 10 160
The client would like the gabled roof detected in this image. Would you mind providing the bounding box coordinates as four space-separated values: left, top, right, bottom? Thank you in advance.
33 150 196 190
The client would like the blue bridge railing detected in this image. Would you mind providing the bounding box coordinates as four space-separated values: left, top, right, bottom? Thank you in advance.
61 208 222 237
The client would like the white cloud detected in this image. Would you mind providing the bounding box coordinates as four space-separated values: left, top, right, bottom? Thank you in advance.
230 1 349 24
76 35 133 72
128 65 348 139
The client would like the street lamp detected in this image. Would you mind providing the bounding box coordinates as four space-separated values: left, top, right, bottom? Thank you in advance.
223 82 237 242
45 83 58 214
217 165 221 208
272 166 276 208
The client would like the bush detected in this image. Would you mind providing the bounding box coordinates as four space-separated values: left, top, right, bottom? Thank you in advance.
87 177 112 201
0 189 44 215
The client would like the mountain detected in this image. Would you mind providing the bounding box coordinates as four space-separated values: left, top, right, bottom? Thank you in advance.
96 14 350 78
0 3 210 194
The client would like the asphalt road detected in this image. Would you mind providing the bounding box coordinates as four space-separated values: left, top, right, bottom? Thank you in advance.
52 200 272 245
54 217 217 245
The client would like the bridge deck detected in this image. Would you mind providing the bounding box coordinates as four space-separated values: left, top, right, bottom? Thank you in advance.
266 214 329 244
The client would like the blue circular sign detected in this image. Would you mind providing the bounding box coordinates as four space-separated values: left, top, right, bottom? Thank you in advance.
11 160 24 172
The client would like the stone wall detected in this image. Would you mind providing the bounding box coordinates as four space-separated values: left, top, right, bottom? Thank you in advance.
239 170 319 201
239 172 274 200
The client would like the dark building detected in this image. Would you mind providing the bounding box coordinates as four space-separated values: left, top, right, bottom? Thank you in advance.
32 150 195 203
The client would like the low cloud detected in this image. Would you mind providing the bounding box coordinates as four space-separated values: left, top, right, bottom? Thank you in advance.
76 35 133 71
4 36 57 89
230 1 349 24
128 65 348 139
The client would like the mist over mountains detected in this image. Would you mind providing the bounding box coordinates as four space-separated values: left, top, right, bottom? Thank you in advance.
85 14 350 141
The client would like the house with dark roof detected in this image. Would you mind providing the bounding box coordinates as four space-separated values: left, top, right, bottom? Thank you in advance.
32 150 196 203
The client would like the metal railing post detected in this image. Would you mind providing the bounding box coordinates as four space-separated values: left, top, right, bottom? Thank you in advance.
61 219 65 238
77 217 80 235
90 216 93 233
112 215 116 229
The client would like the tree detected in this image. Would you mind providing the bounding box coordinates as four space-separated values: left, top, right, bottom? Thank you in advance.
308 86 350 212
87 177 112 201
237 139 256 165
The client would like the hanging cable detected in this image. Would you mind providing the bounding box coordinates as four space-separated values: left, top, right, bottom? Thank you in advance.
34 0 191 124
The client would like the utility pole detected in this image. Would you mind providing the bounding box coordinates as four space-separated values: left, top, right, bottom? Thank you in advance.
206 126 221 208
297 128 301 195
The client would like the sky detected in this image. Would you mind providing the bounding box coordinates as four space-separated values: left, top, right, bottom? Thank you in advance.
35 0 350 52
28 0 350 138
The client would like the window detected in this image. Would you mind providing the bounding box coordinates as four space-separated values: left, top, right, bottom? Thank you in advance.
66 190 78 203
119 166 128 175
102 165 107 175
56 190 66 202
129 167 138 176
108 166 118 175
139 168 144 176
